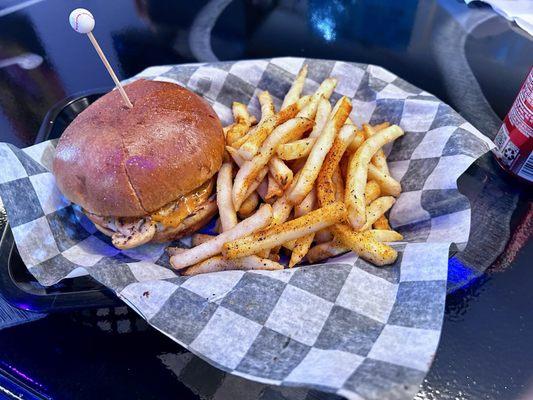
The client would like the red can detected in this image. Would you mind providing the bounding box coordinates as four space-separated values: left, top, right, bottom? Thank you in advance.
493 67 533 183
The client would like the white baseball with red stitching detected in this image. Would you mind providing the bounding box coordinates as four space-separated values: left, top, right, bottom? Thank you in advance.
69 8 95 34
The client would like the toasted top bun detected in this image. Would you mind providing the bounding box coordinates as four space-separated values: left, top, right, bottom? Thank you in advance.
53 79 224 217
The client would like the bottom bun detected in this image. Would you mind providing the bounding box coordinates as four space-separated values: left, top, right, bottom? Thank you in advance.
152 199 218 242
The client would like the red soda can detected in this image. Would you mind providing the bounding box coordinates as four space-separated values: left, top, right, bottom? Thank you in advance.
493 67 533 183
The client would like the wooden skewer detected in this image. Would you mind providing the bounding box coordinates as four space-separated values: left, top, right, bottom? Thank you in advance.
69 8 133 109
86 32 133 108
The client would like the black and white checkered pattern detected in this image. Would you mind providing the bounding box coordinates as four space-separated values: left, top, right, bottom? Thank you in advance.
0 58 493 400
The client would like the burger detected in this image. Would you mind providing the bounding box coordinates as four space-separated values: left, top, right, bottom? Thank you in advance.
53 79 224 249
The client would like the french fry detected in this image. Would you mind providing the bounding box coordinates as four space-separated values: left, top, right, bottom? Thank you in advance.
289 188 317 266
347 129 366 153
266 174 283 200
239 102 300 160
316 123 357 207
296 95 311 110
169 204 272 269
367 229 403 242
282 64 308 109
269 156 293 189
217 162 238 231
232 117 313 210
223 202 347 259
367 164 402 197
238 191 259 218
277 138 316 160
256 177 269 201
363 123 391 175
294 187 316 217
306 241 349 263
373 214 391 230
289 97 352 205
270 168 302 226
243 166 269 202
289 233 314 267
359 196 396 231
309 97 332 138
223 124 234 137
231 127 255 149
345 125 404 229
332 224 397 266
226 102 253 144
182 255 283 276
315 228 333 243
259 90 275 119
226 145 245 166
332 167 344 202
364 180 381 205
296 78 337 120
192 233 215 247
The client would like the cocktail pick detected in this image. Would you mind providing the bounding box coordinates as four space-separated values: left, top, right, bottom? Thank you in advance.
69 8 133 108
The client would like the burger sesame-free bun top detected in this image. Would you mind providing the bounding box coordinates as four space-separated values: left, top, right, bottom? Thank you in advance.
53 79 224 217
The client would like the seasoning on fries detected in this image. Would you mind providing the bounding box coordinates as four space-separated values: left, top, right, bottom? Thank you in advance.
166 64 407 274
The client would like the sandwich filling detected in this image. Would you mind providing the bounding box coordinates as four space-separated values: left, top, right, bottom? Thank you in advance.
85 178 215 249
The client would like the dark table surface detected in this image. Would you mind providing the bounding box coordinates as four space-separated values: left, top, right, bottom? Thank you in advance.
0 0 531 399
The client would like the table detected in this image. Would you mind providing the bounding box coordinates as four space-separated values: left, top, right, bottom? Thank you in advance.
0 0 531 399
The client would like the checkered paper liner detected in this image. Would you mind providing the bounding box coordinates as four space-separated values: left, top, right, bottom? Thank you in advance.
0 58 493 400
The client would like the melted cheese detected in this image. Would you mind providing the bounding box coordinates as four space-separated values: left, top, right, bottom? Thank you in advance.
151 179 214 228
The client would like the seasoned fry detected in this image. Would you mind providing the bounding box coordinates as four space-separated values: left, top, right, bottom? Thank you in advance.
367 229 403 242
288 188 317 266
332 224 397 266
277 138 316 160
269 156 293 189
289 97 352 205
223 202 347 259
365 180 381 205
332 167 344 202
363 123 390 175
192 233 215 247
169 204 272 269
232 117 313 210
282 64 308 109
223 124 234 137
266 174 283 200
289 233 314 267
243 166 269 202
345 125 404 229
256 177 269 201
315 228 333 243
347 129 366 153
231 127 255 149
306 241 348 263
359 196 396 231
294 188 316 217
296 95 311 110
238 191 259 218
259 91 275 119
217 162 238 231
309 97 332 138
226 145 245 166
239 102 300 160
296 78 337 120
183 255 283 276
316 123 357 207
226 102 253 144
373 214 391 230
367 164 402 197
